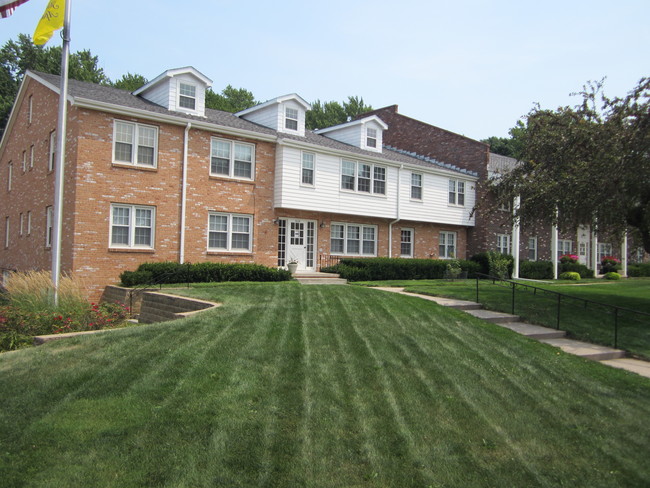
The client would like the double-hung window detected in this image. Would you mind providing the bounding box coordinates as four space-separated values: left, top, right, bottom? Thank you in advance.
340 160 386 195
48 130 56 172
113 120 158 167
301 152 314 185
210 138 254 179
7 162 12 191
401 229 414 257
45 206 53 248
497 234 511 255
285 107 299 131
557 239 573 257
597 243 613 263
528 237 538 261
448 179 465 206
439 231 456 259
179 82 197 110
330 223 377 256
4 217 9 248
208 213 252 252
110 204 155 249
366 128 377 148
411 173 422 200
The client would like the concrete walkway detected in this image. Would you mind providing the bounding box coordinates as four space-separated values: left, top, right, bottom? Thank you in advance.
374 287 650 380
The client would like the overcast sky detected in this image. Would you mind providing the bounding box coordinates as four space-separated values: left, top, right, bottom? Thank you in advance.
2 0 648 141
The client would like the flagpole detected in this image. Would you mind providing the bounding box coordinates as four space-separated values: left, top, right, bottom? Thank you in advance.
51 0 71 305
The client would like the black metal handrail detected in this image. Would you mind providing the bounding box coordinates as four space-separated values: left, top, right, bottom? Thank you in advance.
474 273 650 349
126 267 192 317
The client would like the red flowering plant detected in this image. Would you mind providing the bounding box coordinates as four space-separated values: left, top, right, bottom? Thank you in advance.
601 256 621 274
559 254 579 264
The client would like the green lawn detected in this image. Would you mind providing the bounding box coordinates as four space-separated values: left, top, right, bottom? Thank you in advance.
1 282 650 487
378 278 650 359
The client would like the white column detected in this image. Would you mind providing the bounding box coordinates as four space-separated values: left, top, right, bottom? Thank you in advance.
551 223 558 279
621 232 628 277
591 227 599 275
512 196 521 279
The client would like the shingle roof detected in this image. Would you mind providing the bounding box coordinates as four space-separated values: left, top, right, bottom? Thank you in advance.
32 71 476 178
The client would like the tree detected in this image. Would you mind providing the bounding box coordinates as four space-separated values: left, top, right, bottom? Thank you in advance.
495 78 650 252
305 96 373 130
1 34 108 135
205 85 257 113
112 73 148 92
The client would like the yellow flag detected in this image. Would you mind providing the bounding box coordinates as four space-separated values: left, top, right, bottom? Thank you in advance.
33 0 64 45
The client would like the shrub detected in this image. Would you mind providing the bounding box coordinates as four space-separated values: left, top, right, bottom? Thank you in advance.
604 272 622 280
559 254 579 264
470 252 513 279
628 263 650 277
559 262 594 279
119 270 153 287
519 260 554 280
601 256 621 274
328 258 479 282
559 271 581 281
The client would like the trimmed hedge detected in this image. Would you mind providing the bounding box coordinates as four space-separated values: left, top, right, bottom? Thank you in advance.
519 260 554 280
559 262 594 279
326 257 480 282
604 272 622 280
559 271 581 281
628 264 650 277
120 261 292 287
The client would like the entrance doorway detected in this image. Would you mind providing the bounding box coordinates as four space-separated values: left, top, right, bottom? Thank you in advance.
282 219 316 271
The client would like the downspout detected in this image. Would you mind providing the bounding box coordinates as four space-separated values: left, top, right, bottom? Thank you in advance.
179 122 191 264
388 165 403 257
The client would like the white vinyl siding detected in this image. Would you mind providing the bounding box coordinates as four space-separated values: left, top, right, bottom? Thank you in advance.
208 213 252 252
113 120 158 167
210 138 255 180
439 231 456 259
110 204 155 249
330 223 376 256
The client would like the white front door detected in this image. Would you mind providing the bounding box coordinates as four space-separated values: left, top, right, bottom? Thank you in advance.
287 219 316 271
578 225 590 266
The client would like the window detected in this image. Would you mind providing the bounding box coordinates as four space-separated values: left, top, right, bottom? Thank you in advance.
210 138 254 179
340 160 386 195
27 211 31 235
439 231 456 259
401 229 414 257
208 213 252 252
598 243 613 263
28 94 33 124
110 204 155 249
528 237 537 261
48 130 56 172
178 82 196 110
113 120 158 167
366 128 377 148
411 173 422 200
30 145 34 169
301 152 314 185
330 223 377 256
448 180 465 206
46 206 53 248
7 162 12 191
497 234 511 255
557 239 572 257
285 107 298 131
499 201 511 212
4 217 9 248
19 213 23 236
22 151 26 172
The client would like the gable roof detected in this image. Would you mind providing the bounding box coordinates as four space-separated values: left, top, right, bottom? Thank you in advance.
236 93 311 117
16 71 476 179
132 66 212 96
314 115 388 135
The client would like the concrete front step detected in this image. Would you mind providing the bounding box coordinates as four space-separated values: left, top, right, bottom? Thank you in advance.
422 296 483 310
538 337 626 361
465 309 520 323
296 278 348 285
495 321 566 339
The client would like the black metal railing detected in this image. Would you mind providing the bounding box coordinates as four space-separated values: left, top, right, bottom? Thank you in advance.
126 267 192 318
474 273 650 350
318 254 343 270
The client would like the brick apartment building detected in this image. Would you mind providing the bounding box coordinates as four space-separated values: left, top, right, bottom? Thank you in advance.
1 68 478 299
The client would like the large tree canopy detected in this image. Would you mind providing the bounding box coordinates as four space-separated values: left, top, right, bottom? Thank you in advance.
306 96 372 130
496 78 650 252
205 85 257 113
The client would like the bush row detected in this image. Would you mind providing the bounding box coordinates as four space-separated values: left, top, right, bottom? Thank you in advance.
323 257 480 282
120 261 292 287
628 263 650 277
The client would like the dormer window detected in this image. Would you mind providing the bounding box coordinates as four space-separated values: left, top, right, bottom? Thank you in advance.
179 82 196 110
366 128 377 148
285 107 299 131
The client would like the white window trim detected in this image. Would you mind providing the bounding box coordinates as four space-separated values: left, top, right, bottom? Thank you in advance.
439 231 457 259
28 94 33 125
26 211 31 235
285 107 299 131
411 172 423 200
30 145 34 169
340 159 387 196
109 204 155 249
366 127 377 148
497 234 511 255
178 81 198 112
48 130 56 172
4 216 9 249
301 151 315 187
46 206 53 248
330 222 378 256
7 162 12 191
207 212 253 253
597 243 613 262
21 151 26 173
210 137 256 180
400 228 414 258
528 237 538 261
557 239 573 257
19 213 23 236
448 179 466 206
112 120 159 168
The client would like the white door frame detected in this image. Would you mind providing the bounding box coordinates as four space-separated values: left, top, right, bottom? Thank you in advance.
286 218 316 271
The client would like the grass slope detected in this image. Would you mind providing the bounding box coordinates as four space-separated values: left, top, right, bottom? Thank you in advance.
1 282 649 487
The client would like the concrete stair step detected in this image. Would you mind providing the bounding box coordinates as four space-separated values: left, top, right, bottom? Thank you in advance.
495 321 566 339
538 338 626 361
296 278 348 285
465 309 520 323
